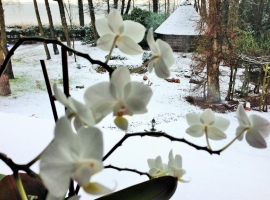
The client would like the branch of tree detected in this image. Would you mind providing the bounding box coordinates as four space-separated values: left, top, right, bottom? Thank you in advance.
0 36 114 77
102 131 221 161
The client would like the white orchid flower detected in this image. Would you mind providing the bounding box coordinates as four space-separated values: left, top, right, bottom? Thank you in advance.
96 9 145 55
147 156 168 178
53 84 95 129
185 109 230 140
146 28 174 79
168 150 188 183
40 117 111 199
235 105 270 148
84 67 153 130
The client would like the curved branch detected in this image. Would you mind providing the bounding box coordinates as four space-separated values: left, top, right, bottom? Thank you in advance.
103 131 221 161
0 36 114 77
105 164 151 179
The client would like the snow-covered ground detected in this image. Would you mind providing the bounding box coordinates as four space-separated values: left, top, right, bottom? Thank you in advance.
1 42 270 200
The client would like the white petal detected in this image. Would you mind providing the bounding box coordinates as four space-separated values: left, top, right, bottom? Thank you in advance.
147 159 156 168
147 28 160 55
122 20 145 43
72 164 92 186
186 124 205 137
124 82 153 114
108 9 124 34
168 150 174 161
246 128 267 148
111 67 131 99
148 59 154 73
53 84 68 107
149 168 158 176
235 125 246 141
249 114 270 138
186 113 201 126
174 168 185 178
155 156 163 169
153 58 170 78
207 126 227 140
73 117 84 131
156 39 174 67
97 34 116 51
67 196 81 200
200 109 215 125
174 155 182 168
96 18 112 36
117 36 143 55
212 116 230 131
54 117 76 145
236 104 250 126
77 126 103 160
40 143 75 198
83 182 113 194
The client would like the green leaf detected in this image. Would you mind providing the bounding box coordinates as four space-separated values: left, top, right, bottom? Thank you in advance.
95 176 178 200
0 174 5 181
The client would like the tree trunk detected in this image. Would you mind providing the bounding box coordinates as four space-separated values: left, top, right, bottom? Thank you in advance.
125 0 132 14
167 0 170 16
200 0 207 19
87 0 98 44
153 0 158 13
78 0 84 26
0 43 11 96
0 0 14 79
114 0 118 9
33 0 51 60
206 0 222 103
121 0 125 15
107 0 110 14
54 0 72 56
45 0 59 55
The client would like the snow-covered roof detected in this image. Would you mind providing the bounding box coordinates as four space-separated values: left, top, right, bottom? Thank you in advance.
155 0 201 36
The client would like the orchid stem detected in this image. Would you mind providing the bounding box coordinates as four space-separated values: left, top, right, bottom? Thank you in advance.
105 35 119 64
14 173 28 200
130 56 159 74
205 127 212 150
219 128 247 152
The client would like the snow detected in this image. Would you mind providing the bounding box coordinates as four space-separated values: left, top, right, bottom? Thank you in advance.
1 42 270 200
155 3 201 35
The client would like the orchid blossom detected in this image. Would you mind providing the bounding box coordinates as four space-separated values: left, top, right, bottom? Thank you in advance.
168 150 188 183
40 117 111 200
147 156 168 178
96 9 145 56
84 67 153 130
235 105 270 148
53 84 95 130
146 28 174 79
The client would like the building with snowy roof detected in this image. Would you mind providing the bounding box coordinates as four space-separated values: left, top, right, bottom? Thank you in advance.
155 0 202 51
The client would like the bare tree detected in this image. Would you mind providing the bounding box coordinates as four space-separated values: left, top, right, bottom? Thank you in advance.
87 0 98 44
0 41 11 96
153 0 158 13
121 0 125 15
0 0 14 79
78 0 84 26
33 0 51 60
125 0 132 14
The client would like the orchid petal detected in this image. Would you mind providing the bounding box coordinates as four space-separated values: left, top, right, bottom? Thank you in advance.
235 125 246 141
147 159 156 168
68 196 81 200
77 127 103 160
148 59 154 73
155 156 163 169
156 39 174 67
186 124 204 137
117 36 143 55
53 84 68 107
178 178 190 183
200 109 215 125
111 67 131 99
207 126 227 140
97 34 116 51
168 150 174 161
72 164 92 186
147 28 160 55
212 116 230 131
114 116 128 130
54 117 76 145
74 117 84 131
236 105 250 126
149 168 158 176
108 9 124 34
153 58 170 78
83 182 112 194
96 18 112 36
249 114 270 138
186 113 201 126
174 168 185 178
175 155 182 168
246 128 267 148
122 20 145 43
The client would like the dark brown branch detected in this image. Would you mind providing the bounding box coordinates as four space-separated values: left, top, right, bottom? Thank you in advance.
0 153 38 178
0 36 114 77
103 132 221 161
105 164 151 179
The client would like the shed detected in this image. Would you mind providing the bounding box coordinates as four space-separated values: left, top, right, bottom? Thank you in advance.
154 0 202 51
